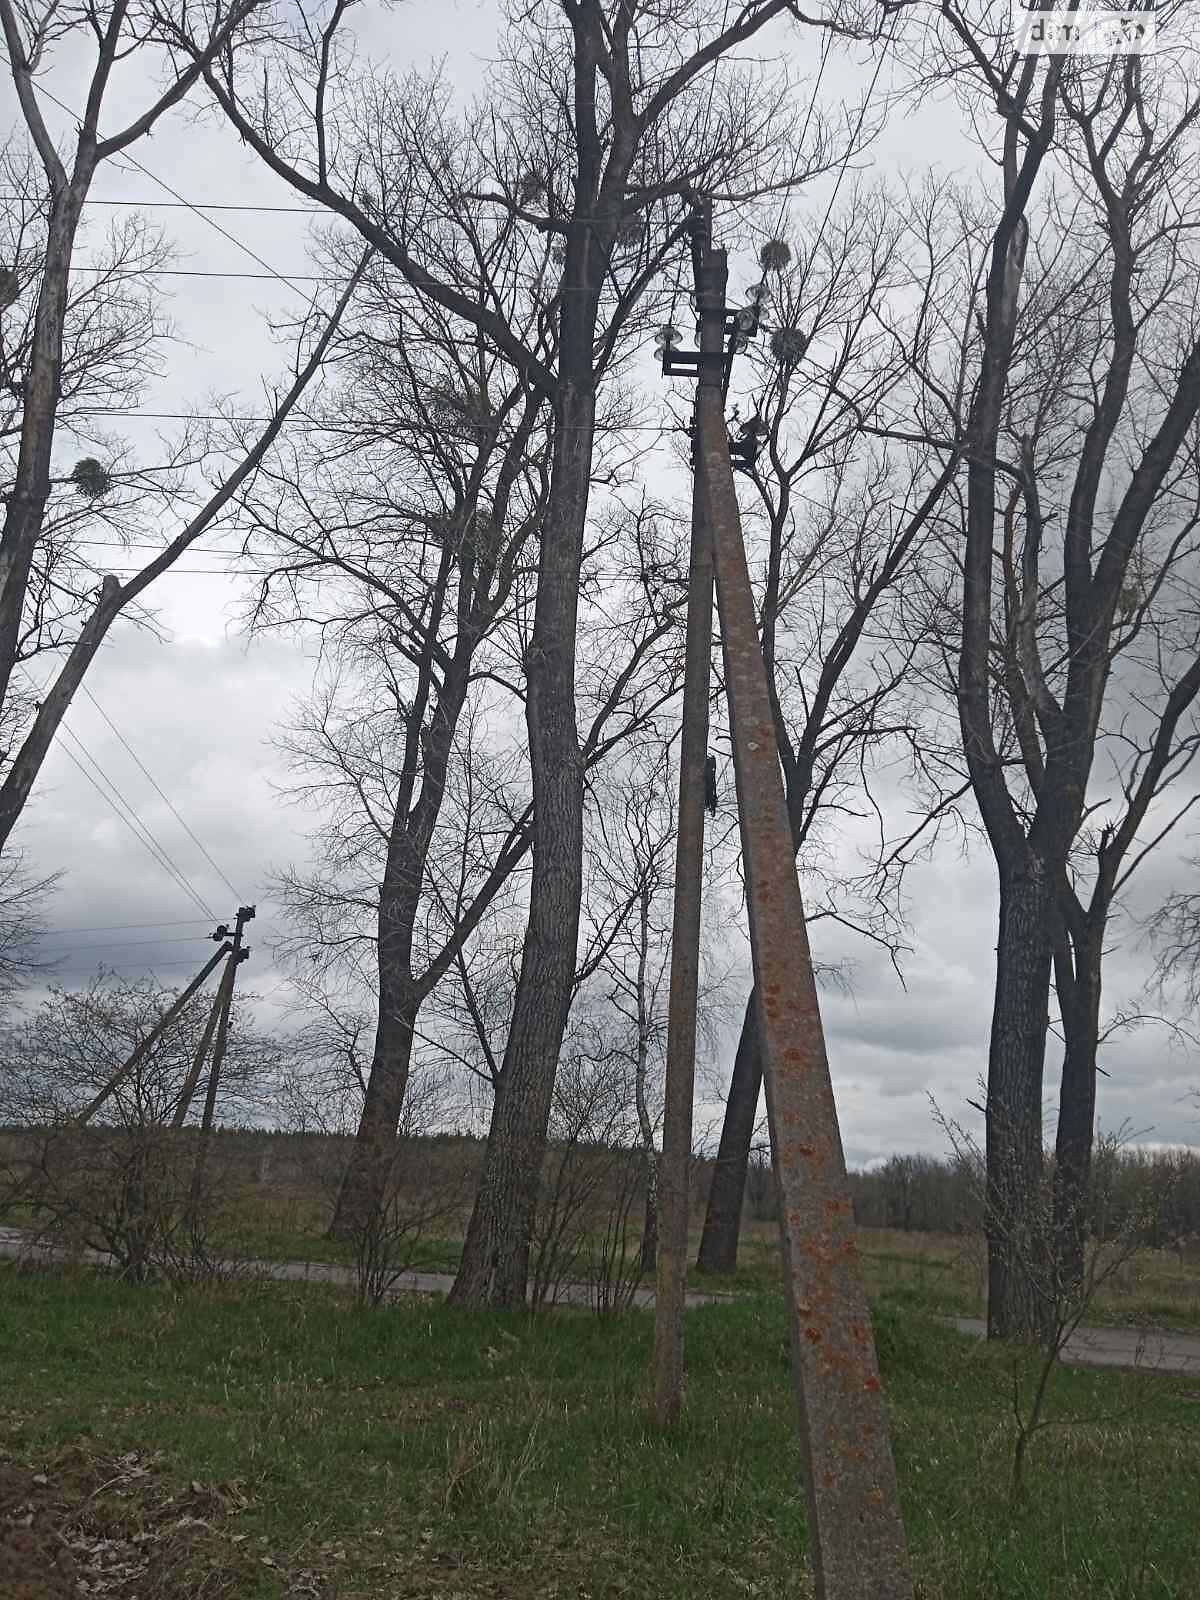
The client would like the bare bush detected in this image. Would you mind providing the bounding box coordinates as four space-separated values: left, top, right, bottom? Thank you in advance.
0 974 282 1283
278 1030 470 1307
935 1103 1163 1507
347 1135 467 1310
530 1050 649 1315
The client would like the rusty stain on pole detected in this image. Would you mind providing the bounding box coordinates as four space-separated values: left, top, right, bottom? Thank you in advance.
694 262 914 1593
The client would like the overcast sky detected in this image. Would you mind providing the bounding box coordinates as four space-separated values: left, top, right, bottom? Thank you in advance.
7 1 1199 1166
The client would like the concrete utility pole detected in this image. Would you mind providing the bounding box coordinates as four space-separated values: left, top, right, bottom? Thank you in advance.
658 206 914 1600
187 905 254 1221
651 206 720 1427
77 941 232 1128
4 931 237 1218
170 979 227 1131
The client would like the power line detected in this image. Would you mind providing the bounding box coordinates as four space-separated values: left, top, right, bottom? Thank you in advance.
0 65 321 301
63 408 688 432
0 195 321 214
54 560 669 583
3 61 771 312
43 935 214 951
39 918 215 935
807 21 897 270
765 34 832 251
255 978 295 1006
63 262 711 295
53 721 217 921
70 266 328 282
54 565 255 577
80 685 243 904
43 958 223 975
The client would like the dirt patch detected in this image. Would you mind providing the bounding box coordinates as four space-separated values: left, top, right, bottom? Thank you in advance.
0 1444 260 1598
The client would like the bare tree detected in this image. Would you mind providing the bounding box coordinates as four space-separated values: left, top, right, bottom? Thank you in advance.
180 0 878 1307
0 0 363 853
583 754 676 1272
240 249 551 1236
1150 872 1200 1009
693 186 961 1273
249 258 687 1237
889 9 1200 1333
0 852 56 1007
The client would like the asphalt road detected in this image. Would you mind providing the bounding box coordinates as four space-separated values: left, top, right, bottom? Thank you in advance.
0 1226 716 1310
4 1227 1198 1372
947 1315 1200 1375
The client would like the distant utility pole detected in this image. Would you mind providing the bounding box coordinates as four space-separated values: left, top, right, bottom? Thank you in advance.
651 205 719 1428
74 941 232 1128
653 205 914 1600
5 927 238 1217
171 910 251 1130
185 905 254 1224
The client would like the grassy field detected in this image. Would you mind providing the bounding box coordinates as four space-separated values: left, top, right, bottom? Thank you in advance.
175 1141 1200 1333
8 1126 1200 1331
164 1180 1200 1335
706 1222 1200 1332
2 1261 1198 1599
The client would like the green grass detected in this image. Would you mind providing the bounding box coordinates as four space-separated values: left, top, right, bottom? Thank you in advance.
213 1225 465 1275
697 1222 1200 1332
2 1263 1197 1598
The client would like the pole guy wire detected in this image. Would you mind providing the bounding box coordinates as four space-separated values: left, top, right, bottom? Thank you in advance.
38 919 215 935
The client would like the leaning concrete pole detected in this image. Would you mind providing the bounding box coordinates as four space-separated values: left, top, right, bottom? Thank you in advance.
77 941 231 1127
693 231 914 1598
188 904 254 1224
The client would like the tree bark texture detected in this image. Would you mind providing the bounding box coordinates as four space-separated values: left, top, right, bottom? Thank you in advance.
0 173 91 719
985 857 1057 1339
1051 918 1103 1297
449 379 595 1306
330 981 420 1238
695 994 761 1274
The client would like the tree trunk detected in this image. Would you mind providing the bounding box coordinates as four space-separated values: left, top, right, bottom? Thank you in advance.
331 979 419 1237
695 993 761 1274
1051 916 1103 1300
331 654 463 1239
986 855 1057 1339
640 1153 658 1274
633 902 659 1278
0 576 121 853
449 379 594 1307
0 173 91 719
